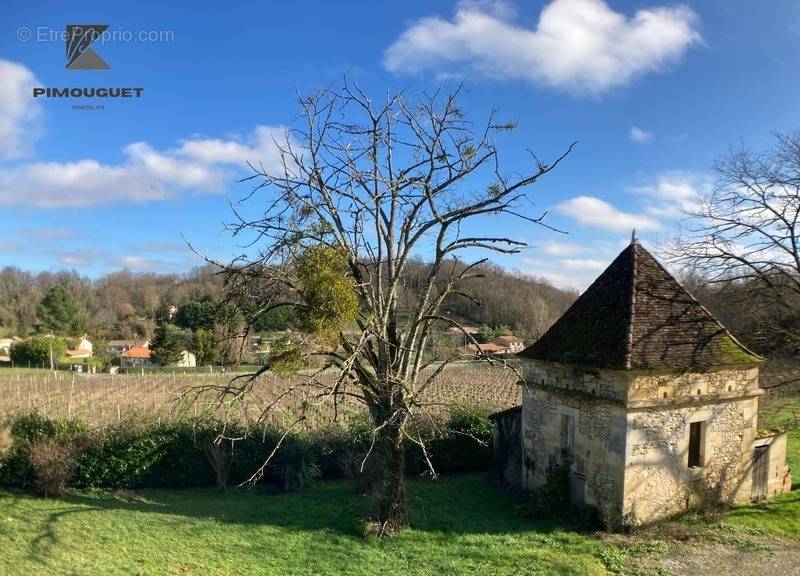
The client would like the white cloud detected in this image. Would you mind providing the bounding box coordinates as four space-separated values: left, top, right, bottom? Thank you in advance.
56 250 108 268
630 171 710 217
560 258 607 271
17 227 77 241
537 240 586 257
174 126 287 166
0 126 287 208
111 255 190 273
520 255 602 290
0 60 42 160
557 195 662 232
629 126 653 143
383 0 701 95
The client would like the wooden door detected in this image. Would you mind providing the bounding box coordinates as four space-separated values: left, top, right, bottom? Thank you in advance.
752 445 769 501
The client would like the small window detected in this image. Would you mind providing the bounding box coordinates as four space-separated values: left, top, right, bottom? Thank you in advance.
688 421 706 468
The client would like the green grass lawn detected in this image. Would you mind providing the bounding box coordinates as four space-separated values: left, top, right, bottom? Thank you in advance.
1 394 797 576
722 489 800 539
0 475 612 576
2 476 798 576
0 366 55 375
760 395 800 476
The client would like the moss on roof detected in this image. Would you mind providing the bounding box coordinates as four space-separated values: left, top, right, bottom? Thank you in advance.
519 243 762 370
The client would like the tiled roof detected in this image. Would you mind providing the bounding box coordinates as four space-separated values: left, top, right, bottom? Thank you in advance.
65 349 92 357
519 242 761 370
121 346 151 359
468 342 506 353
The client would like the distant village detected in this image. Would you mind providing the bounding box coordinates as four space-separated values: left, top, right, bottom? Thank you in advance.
1 322 529 372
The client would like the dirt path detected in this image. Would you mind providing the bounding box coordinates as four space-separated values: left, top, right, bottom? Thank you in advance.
657 539 800 576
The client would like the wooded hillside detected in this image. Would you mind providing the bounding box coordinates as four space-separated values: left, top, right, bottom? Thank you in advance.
0 262 577 341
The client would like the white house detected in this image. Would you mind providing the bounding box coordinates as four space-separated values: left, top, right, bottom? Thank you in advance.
120 346 196 368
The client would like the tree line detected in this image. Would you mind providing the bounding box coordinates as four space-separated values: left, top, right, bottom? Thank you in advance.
0 260 576 345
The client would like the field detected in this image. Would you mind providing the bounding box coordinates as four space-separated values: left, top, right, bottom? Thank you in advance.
0 474 798 576
1 369 799 575
0 364 521 427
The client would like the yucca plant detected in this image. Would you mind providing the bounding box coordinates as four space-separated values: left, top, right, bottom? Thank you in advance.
274 438 320 492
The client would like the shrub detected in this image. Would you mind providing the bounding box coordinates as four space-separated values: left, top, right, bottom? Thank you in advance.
29 439 78 497
202 437 232 493
0 447 32 487
10 336 67 367
143 420 215 488
229 426 282 485
274 437 320 492
72 418 176 488
10 412 89 445
405 406 493 474
448 405 493 437
310 417 373 478
0 405 493 493
11 412 58 443
0 426 31 488
0 427 11 455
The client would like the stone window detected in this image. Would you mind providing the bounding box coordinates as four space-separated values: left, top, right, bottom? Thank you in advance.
688 421 706 468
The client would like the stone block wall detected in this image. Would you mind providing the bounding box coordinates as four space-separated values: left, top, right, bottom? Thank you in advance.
627 367 760 407
521 361 628 527
623 394 759 524
517 362 777 528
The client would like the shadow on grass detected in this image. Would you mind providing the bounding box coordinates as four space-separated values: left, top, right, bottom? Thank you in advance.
3 474 558 556
723 490 800 539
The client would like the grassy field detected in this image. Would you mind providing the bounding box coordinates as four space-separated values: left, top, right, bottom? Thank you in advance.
1 369 798 575
1 473 797 576
0 475 612 576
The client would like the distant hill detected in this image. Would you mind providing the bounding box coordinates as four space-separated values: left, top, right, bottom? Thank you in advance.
398 260 577 341
0 261 577 342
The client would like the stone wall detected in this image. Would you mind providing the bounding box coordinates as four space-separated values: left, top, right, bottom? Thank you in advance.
520 360 628 527
754 432 790 499
623 394 759 524
521 360 631 402
627 367 760 407
518 361 777 528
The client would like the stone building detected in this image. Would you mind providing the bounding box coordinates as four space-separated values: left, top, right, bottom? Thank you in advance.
495 238 789 528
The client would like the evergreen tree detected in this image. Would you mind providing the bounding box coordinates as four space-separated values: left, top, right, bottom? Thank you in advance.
149 323 184 366
175 299 217 331
37 285 88 335
192 328 219 365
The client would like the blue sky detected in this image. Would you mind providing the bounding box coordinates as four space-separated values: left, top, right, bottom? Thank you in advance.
1 0 799 289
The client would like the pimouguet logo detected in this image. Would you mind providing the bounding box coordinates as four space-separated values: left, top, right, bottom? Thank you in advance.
66 25 110 70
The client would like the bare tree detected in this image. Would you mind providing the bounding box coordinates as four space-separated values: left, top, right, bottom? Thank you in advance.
201 83 573 534
667 130 800 348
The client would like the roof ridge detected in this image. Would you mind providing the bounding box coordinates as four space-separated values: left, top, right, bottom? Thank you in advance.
624 244 637 369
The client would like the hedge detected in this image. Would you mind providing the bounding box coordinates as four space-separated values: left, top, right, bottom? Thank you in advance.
0 406 492 490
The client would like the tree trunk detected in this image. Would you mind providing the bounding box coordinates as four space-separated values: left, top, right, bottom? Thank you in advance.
376 423 409 534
